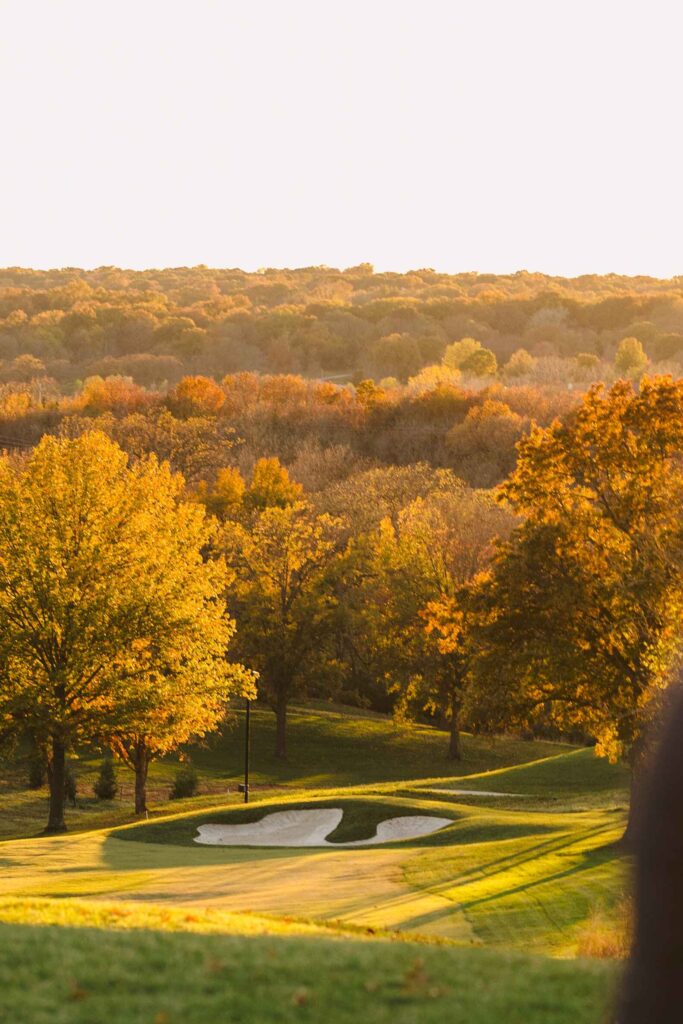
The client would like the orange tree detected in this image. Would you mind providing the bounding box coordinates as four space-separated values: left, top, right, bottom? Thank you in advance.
348 485 513 758
0 432 248 831
468 377 683 839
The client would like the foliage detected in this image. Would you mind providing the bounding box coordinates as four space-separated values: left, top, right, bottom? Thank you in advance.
348 486 515 756
93 754 118 801
169 761 199 800
614 337 648 378
64 764 78 807
221 504 345 756
0 431 248 830
468 377 683 789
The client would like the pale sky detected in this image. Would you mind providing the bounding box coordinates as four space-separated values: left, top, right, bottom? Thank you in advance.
1 0 681 276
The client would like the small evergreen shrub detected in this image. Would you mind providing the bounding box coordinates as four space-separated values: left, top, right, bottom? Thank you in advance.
93 753 118 800
27 754 46 790
169 762 199 800
64 764 78 807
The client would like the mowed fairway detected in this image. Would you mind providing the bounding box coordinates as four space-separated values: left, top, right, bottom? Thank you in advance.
0 705 629 1023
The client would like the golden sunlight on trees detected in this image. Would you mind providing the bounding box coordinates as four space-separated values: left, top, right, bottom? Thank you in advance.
221 502 345 759
349 486 514 758
467 377 683 841
167 375 226 418
0 432 249 831
615 337 649 378
443 338 497 377
245 457 304 511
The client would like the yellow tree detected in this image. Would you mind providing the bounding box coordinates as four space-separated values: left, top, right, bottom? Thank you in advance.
468 377 683 840
358 487 513 758
0 432 246 832
221 502 344 758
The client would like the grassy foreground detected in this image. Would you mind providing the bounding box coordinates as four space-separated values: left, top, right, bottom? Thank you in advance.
0 704 630 1022
0 917 615 1024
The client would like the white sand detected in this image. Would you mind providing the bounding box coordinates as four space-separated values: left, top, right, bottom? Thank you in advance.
193 808 452 848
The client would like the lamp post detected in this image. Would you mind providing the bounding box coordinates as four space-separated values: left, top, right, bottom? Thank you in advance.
243 697 250 804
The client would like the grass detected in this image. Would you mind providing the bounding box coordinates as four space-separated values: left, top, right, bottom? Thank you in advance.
0 702 631 1022
0 702 571 841
0 919 616 1024
112 794 460 846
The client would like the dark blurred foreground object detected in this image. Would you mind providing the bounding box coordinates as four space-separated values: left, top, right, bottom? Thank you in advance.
617 688 683 1023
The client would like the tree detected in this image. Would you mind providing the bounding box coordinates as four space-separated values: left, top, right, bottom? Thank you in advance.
0 432 246 832
94 752 118 800
407 364 461 393
221 502 344 758
468 377 683 841
348 487 514 757
166 375 226 417
615 337 649 378
504 348 537 378
446 400 528 488
443 338 482 370
443 338 497 377
245 457 303 511
195 466 246 520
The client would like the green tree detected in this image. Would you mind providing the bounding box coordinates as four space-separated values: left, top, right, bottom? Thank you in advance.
443 338 497 377
0 432 244 832
93 752 118 800
615 337 649 378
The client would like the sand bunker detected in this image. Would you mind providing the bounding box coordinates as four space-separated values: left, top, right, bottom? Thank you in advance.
194 808 452 848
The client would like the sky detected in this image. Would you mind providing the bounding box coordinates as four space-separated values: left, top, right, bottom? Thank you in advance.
1 0 681 276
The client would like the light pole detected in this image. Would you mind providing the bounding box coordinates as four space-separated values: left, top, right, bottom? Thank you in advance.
243 697 250 804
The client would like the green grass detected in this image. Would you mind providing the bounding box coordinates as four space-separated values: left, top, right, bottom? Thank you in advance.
0 703 571 842
0 702 631 1022
0 919 616 1024
113 794 460 846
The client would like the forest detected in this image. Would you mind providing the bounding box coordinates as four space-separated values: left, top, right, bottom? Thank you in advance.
0 268 681 842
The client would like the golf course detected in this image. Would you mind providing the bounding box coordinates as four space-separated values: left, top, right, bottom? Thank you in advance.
0 704 628 1023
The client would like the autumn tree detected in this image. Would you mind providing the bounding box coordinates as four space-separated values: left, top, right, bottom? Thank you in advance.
0 432 246 832
504 348 537 378
444 338 497 377
221 502 345 758
468 377 683 840
615 337 649 378
166 375 226 418
245 457 303 511
343 485 514 757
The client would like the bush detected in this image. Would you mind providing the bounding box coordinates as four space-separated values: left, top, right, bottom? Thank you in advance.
169 762 199 800
64 764 78 807
27 754 46 790
93 753 118 800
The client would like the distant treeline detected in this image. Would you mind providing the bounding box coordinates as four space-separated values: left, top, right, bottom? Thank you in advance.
2 265 683 385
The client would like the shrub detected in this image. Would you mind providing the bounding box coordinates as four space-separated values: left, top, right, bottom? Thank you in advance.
170 762 199 800
27 753 46 790
64 764 78 807
93 753 118 801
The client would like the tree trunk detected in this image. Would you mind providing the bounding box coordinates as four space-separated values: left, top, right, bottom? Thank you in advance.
448 720 462 760
448 694 462 761
134 741 150 816
619 737 648 851
275 694 287 760
45 737 67 833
